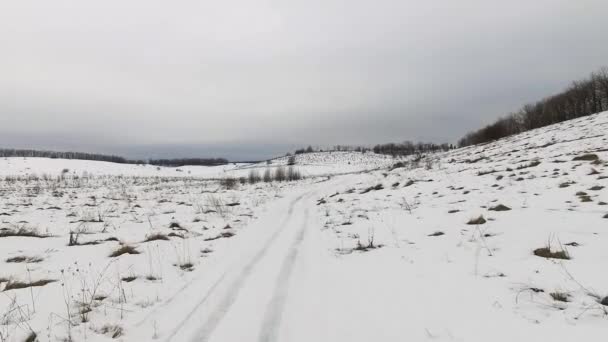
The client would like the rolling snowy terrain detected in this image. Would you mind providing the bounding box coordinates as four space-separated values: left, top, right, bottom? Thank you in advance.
1 112 608 341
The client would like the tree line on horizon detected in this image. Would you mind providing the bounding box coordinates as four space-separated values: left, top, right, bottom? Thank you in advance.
0 148 228 167
293 142 454 157
458 66 608 147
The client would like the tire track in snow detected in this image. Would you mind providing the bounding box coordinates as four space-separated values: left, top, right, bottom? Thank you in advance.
258 207 310 342
163 192 308 342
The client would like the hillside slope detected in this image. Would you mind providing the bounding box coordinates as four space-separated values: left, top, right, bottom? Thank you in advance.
314 111 608 340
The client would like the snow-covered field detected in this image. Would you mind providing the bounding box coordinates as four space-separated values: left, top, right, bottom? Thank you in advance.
0 151 394 180
1 112 608 341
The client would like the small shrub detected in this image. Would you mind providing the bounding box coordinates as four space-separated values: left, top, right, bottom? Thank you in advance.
286 167 302 181
263 168 272 182
428 231 445 237
109 245 140 258
274 167 287 182
220 177 238 190
247 170 262 184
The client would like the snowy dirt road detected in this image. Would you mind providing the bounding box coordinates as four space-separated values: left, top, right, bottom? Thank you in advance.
128 180 339 342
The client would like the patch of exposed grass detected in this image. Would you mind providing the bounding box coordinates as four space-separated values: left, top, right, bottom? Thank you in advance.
121 276 137 282
360 184 384 194
204 231 235 241
580 195 593 202
573 153 599 161
169 222 183 229
389 162 406 171
0 227 49 238
467 215 487 225
589 185 604 191
478 169 497 176
109 245 140 258
489 204 511 211
533 247 570 260
517 160 541 170
3 279 56 291
6 255 43 263
178 262 194 271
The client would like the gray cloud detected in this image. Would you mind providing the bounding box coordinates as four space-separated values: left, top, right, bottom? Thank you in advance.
1 0 607 160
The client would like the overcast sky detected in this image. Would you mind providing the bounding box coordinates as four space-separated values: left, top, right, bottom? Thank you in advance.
1 0 608 160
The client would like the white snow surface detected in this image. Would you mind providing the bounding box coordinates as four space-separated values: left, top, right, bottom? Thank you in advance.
1 112 608 341
0 151 394 179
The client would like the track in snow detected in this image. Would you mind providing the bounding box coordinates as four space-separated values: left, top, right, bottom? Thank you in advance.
144 190 319 342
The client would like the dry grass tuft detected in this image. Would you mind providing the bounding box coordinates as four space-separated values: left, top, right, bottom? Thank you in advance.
121 276 137 282
109 245 140 258
572 153 599 161
99 324 124 339
144 233 170 242
6 255 43 263
550 291 569 302
3 279 56 291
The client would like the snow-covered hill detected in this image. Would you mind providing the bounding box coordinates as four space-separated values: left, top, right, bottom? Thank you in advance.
0 112 607 341
314 111 608 340
0 151 394 179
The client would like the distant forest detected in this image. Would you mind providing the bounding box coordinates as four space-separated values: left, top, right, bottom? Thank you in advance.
293 142 454 157
459 66 608 147
0 148 228 167
147 158 228 167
